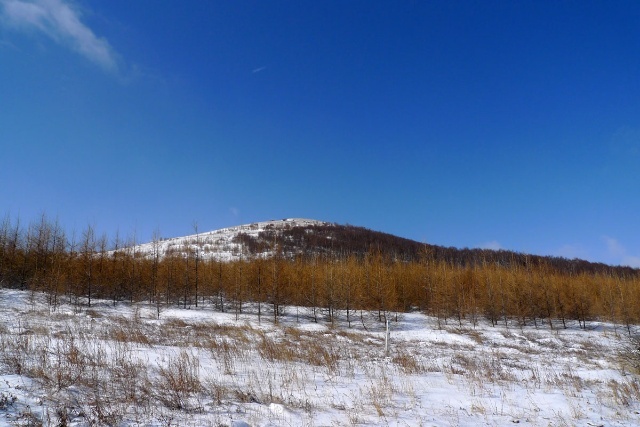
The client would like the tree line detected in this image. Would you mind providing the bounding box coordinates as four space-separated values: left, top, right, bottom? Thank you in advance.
244 223 639 277
1 214 639 331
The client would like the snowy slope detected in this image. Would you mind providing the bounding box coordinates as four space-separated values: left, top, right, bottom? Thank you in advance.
0 289 639 427
129 218 330 261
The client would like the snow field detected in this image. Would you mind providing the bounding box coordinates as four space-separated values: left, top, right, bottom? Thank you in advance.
0 289 639 426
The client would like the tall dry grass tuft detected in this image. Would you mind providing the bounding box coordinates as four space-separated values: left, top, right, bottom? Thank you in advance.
392 349 426 374
156 350 202 410
618 335 640 376
608 378 640 406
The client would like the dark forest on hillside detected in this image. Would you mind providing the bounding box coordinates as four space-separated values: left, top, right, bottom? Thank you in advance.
237 223 638 277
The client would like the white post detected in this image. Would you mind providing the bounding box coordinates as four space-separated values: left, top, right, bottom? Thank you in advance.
385 318 390 356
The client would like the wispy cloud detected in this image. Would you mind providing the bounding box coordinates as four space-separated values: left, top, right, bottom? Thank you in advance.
623 256 640 268
0 38 17 49
604 236 625 257
0 0 119 72
603 236 640 268
252 66 266 74
480 240 503 250
553 244 589 261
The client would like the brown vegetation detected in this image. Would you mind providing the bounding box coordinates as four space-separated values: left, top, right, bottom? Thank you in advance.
1 213 639 330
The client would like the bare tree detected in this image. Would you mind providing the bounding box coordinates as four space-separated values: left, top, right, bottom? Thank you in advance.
151 228 162 318
193 221 200 307
80 224 96 306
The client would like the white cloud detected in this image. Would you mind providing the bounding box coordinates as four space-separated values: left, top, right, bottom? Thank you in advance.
603 236 640 268
0 38 18 49
604 236 625 257
480 240 502 250
0 0 118 72
622 256 640 269
554 244 588 260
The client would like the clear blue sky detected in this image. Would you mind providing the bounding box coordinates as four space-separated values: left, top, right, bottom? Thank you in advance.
1 0 639 267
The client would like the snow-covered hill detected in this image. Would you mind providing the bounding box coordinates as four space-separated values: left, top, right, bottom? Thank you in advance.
121 218 639 278
130 218 331 261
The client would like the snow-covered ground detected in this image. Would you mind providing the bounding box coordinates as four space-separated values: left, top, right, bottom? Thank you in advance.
1 288 639 426
129 218 330 262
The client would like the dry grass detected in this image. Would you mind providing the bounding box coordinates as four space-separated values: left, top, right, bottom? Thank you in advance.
156 351 202 410
254 329 344 372
0 291 639 426
392 349 426 374
618 335 640 376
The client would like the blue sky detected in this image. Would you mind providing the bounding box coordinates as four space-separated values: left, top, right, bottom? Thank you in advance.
1 0 639 267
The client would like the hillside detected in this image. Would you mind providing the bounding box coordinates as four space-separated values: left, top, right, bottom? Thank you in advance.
130 218 638 278
133 219 331 261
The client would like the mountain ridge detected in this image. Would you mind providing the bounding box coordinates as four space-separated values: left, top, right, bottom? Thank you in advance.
127 218 638 277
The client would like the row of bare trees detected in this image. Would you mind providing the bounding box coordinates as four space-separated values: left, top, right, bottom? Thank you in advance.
1 214 639 330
